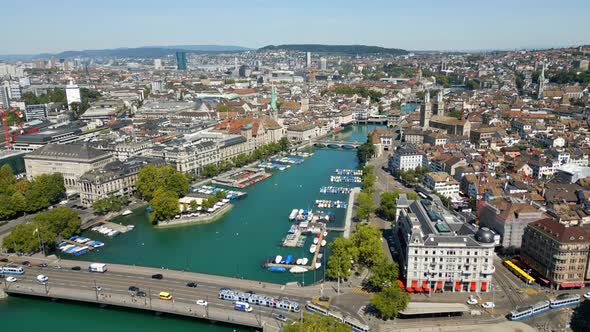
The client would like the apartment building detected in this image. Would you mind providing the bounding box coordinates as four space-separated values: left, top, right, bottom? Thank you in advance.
423 172 460 198
389 146 424 172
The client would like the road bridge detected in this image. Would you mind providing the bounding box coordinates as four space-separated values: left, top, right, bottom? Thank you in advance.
313 140 363 149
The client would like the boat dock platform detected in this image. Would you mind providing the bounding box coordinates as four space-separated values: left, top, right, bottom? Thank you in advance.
268 229 325 271
62 239 96 250
97 221 130 234
281 229 307 248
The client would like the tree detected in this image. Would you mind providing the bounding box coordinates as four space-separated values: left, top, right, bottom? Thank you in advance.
189 200 199 210
380 192 399 221
24 173 65 212
33 207 80 247
370 284 410 320
361 165 376 192
356 192 374 222
136 165 189 200
92 196 126 215
150 189 179 221
281 313 350 332
367 259 400 291
2 223 39 253
0 164 16 194
357 141 375 164
351 225 384 267
202 164 220 178
278 137 290 151
326 237 358 280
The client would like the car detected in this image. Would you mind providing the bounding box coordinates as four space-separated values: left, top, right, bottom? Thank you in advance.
136 291 147 297
94 286 102 291
467 297 478 305
0 258 8 262
272 313 288 322
128 286 139 292
53 265 62 269
481 302 495 309
584 292 590 299
22 261 31 267
151 274 163 280
196 300 208 306
245 290 255 294
71 266 81 271
319 296 330 302
5 276 17 282
186 282 198 288
38 263 48 267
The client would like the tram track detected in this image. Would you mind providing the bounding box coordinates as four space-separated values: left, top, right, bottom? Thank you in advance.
493 262 524 309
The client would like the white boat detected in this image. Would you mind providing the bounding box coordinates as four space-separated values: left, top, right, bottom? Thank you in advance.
296 258 302 265
122 210 133 216
274 255 283 264
313 237 319 244
315 262 322 269
309 244 317 254
302 257 309 265
321 240 327 247
323 231 328 237
107 230 120 237
289 266 308 274
289 209 299 220
126 225 135 230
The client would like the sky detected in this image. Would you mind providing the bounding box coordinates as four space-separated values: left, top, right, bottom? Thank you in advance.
2 0 590 54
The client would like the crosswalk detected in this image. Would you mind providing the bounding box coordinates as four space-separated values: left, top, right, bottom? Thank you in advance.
351 287 371 294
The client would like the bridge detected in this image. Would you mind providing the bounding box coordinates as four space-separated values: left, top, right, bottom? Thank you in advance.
1 258 364 331
313 140 363 149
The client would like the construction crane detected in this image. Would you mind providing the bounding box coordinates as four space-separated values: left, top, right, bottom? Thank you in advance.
1 107 24 150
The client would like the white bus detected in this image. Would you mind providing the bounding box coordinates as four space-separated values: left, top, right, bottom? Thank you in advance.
1 264 25 275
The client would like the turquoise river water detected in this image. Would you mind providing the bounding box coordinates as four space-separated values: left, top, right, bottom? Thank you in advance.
0 124 382 332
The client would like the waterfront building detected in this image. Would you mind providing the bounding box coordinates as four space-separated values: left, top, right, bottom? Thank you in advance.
521 218 590 289
286 122 318 142
369 128 394 157
389 146 423 172
24 143 114 191
394 194 496 293
176 51 187 70
150 138 218 174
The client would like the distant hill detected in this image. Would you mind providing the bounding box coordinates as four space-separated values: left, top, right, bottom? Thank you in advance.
0 45 252 61
259 44 408 55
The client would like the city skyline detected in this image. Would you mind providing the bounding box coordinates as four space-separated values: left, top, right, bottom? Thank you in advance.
2 0 589 55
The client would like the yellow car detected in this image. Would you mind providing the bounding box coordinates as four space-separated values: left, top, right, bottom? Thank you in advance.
159 292 172 300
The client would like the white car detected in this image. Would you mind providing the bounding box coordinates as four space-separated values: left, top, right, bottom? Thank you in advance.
5 276 17 282
481 302 495 309
467 297 478 305
95 286 102 291
196 300 208 306
36 275 49 284
584 292 590 299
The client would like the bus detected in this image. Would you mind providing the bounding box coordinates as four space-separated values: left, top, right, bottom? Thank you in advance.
550 294 580 309
503 260 535 284
0 264 25 275
305 302 369 332
159 292 172 300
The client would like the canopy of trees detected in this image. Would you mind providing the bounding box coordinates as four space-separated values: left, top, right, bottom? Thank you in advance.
150 189 180 222
92 195 129 215
330 86 384 102
379 192 399 221
549 70 590 84
135 165 189 201
260 44 408 56
367 259 400 292
281 313 350 332
22 90 66 105
357 139 375 165
326 237 358 280
326 225 384 279
370 283 410 319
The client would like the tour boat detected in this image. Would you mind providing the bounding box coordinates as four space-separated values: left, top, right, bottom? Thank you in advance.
313 237 319 245
122 210 133 216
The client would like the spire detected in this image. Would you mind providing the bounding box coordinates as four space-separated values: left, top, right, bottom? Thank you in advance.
538 61 545 100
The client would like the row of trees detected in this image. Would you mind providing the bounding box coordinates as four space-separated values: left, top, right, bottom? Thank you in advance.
202 138 290 178
395 166 430 185
329 86 384 102
135 165 190 222
379 191 418 221
0 165 66 220
356 165 376 222
357 135 375 165
92 195 130 215
3 207 80 253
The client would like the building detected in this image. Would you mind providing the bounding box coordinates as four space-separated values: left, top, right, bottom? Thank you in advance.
389 146 424 172
154 59 163 70
24 104 49 121
423 172 460 198
79 157 163 207
320 57 327 70
24 143 114 191
151 80 163 93
419 90 432 129
521 219 590 289
149 138 218 174
0 84 9 108
574 59 589 71
306 52 311 68
369 127 394 157
176 51 187 70
394 194 496 293
65 81 81 107
479 201 546 248
538 62 545 99
287 122 317 142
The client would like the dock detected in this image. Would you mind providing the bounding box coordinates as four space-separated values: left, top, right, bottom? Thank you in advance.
268 228 325 271
62 239 95 250
343 187 360 239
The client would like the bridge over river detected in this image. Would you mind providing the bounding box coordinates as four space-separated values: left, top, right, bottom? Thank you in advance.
2 258 365 331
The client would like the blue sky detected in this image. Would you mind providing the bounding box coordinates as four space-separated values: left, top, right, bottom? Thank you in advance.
3 0 589 54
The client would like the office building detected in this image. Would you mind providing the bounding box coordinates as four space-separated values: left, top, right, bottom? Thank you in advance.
176 51 187 70
66 81 81 106
151 80 163 93
154 59 163 70
423 172 460 198
306 52 311 68
25 104 49 121
320 57 327 70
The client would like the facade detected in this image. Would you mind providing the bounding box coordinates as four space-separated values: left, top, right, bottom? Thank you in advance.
394 194 496 293
479 201 546 248
25 104 49 121
65 81 81 106
24 143 114 191
423 172 460 198
389 146 424 172
150 138 218 174
521 219 590 289
287 122 317 142
176 51 187 70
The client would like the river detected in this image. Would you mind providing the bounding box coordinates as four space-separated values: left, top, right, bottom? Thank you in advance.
1 124 382 332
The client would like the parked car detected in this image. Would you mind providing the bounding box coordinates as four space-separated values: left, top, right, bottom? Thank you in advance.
53 265 62 269
186 282 198 288
273 313 288 322
128 286 139 292
319 296 330 302
136 291 147 297
94 286 102 291
22 261 31 267
38 263 48 267
5 276 17 282
467 297 478 305
481 302 495 309
71 266 81 271
196 300 208 306
584 292 590 299
151 274 163 280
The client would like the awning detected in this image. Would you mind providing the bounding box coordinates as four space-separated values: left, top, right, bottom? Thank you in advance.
396 280 405 289
411 280 418 288
455 281 461 290
424 287 431 293
470 282 476 291
406 287 414 293
436 281 443 290
560 281 585 288
415 287 423 293
481 282 487 291
422 281 428 288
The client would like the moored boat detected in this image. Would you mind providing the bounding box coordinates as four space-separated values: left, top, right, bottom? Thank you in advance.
321 239 327 247
315 262 322 269
289 266 308 273
296 258 302 265
274 255 283 264
313 237 319 244
302 257 309 265
268 266 287 272
122 209 133 216
309 244 317 254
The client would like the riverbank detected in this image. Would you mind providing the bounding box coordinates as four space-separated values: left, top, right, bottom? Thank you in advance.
155 204 233 228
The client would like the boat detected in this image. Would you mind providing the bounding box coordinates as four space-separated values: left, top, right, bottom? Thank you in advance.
309 244 317 254
122 210 133 216
321 240 327 247
289 266 308 273
313 237 319 244
274 255 283 264
296 258 303 265
289 209 299 220
302 257 309 265
126 225 135 230
323 231 328 237
315 262 322 269
285 255 294 265
268 266 287 273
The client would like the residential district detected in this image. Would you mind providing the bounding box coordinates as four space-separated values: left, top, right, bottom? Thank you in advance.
1 45 590 332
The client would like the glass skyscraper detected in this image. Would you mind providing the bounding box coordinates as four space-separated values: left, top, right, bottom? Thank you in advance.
176 51 187 70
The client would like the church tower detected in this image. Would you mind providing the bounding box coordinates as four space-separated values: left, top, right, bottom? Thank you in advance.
435 90 444 116
269 84 278 121
419 90 432 129
537 62 545 100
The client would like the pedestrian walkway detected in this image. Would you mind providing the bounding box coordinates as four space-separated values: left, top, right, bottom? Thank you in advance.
351 287 371 294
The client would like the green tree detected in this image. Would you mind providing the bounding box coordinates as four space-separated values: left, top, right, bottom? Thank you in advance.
356 192 374 222
278 137 290 151
361 165 376 192
326 237 358 280
281 313 350 332
33 207 80 247
370 284 410 320
0 164 16 194
2 223 39 253
189 200 199 210
150 189 180 221
202 164 220 178
380 191 399 221
357 141 375 164
24 173 65 212
367 259 400 291
351 225 384 267
136 165 188 200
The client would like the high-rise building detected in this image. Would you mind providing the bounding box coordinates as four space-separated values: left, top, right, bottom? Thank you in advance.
151 80 163 92
306 52 311 68
320 57 327 70
176 51 187 70
66 80 81 107
0 85 9 108
154 59 163 70
538 62 545 99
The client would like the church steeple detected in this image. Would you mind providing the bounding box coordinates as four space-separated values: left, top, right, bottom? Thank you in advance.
538 62 545 100
270 84 278 121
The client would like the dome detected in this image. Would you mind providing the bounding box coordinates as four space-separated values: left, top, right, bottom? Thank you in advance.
475 227 495 244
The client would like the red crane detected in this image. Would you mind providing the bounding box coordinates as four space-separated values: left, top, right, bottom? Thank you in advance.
1 107 24 150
